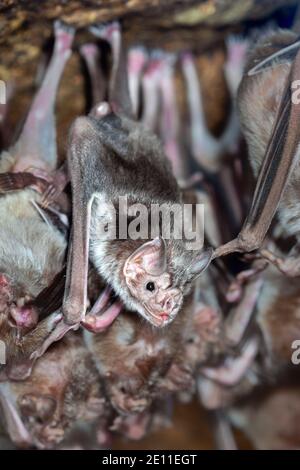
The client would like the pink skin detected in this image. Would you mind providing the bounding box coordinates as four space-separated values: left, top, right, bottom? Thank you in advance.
141 56 162 131
13 21 74 173
127 47 148 117
159 54 184 180
123 238 183 327
224 37 249 98
81 284 123 334
9 305 39 330
81 299 123 333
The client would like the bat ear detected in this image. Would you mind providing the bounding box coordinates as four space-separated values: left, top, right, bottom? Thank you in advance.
189 248 213 281
124 237 167 277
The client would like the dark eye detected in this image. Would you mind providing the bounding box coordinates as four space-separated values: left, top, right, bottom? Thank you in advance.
146 281 156 292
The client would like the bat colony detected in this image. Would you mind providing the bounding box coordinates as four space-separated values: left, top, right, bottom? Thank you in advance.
0 18 300 449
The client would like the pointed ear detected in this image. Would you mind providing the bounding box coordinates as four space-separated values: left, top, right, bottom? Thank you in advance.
124 237 167 277
189 248 213 280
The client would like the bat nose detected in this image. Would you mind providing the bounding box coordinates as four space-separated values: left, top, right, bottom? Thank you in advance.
164 297 173 311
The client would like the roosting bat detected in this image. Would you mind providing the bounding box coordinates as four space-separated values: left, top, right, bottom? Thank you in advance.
60 22 213 333
214 31 300 265
0 21 75 378
0 334 107 449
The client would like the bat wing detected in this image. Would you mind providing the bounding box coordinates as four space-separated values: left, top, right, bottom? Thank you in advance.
248 37 300 76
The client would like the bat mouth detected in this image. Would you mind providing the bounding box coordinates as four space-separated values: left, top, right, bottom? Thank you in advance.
142 303 176 328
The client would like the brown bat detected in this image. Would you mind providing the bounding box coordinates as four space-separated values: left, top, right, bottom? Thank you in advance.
213 30 300 263
59 22 212 333
0 21 74 378
0 333 107 449
83 294 193 415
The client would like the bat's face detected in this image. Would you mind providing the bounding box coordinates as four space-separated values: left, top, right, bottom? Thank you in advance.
92 312 174 413
123 237 213 327
0 273 38 331
124 238 183 327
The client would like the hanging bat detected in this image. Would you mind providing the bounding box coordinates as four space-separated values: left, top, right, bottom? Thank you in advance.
60 22 213 333
0 333 107 449
84 294 193 415
213 30 300 264
0 21 75 378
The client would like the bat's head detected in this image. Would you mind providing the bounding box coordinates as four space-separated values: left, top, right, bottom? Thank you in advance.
123 237 212 328
0 272 39 331
93 311 174 414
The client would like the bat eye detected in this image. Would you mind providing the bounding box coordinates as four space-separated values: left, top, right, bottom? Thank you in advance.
146 281 156 292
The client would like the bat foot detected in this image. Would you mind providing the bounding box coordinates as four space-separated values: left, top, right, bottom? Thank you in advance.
89 21 120 41
260 248 300 277
54 20 75 49
81 299 122 333
226 259 268 303
80 43 99 60
40 164 69 209
200 337 258 387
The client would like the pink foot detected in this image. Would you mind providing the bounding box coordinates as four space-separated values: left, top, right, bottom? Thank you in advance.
81 299 123 333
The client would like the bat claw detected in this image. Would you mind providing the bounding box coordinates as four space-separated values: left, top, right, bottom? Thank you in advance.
261 248 300 277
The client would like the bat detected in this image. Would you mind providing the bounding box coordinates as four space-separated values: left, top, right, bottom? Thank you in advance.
213 30 300 262
83 294 193 414
0 333 107 449
60 22 213 332
0 21 75 378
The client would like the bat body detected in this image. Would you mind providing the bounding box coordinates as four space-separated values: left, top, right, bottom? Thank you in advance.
0 21 74 377
0 334 106 449
238 30 300 242
64 105 212 329
214 30 300 260
84 294 193 415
